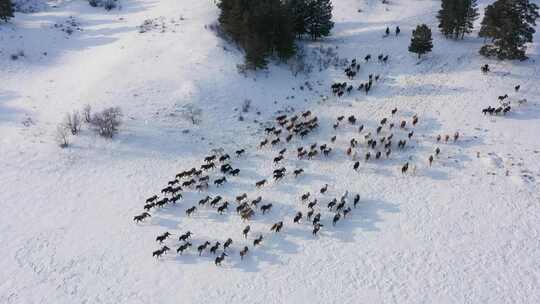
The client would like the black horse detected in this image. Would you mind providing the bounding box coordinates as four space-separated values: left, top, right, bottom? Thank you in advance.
152 246 170 258
215 253 227 266
197 241 211 256
133 212 151 223
156 231 171 243
176 242 191 255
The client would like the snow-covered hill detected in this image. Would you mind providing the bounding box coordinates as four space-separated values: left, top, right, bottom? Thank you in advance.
1 0 539 303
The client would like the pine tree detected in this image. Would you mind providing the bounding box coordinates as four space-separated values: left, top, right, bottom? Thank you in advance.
288 0 309 37
244 34 269 69
0 0 14 22
217 0 333 69
217 0 246 44
479 0 539 60
459 0 479 39
272 3 297 59
409 24 433 58
438 0 457 38
437 0 478 39
305 0 334 40
218 0 297 69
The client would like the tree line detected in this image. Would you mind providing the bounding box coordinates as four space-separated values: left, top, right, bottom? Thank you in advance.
408 0 538 60
0 0 13 22
217 0 334 69
2 0 539 62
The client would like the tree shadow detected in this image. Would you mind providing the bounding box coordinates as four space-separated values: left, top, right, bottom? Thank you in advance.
0 90 26 126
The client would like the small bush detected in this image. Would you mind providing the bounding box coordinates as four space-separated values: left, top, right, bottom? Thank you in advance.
82 104 92 123
55 124 70 148
287 46 312 76
89 107 123 138
88 0 117 10
64 111 82 135
241 99 252 113
103 0 116 10
181 103 202 125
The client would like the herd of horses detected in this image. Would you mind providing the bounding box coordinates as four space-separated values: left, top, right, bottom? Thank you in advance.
331 52 389 97
481 84 524 116
481 64 527 115
131 51 525 268
134 99 467 267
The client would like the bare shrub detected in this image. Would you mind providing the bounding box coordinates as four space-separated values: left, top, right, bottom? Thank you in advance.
88 0 117 10
241 99 252 113
287 46 312 76
89 107 123 138
55 124 70 148
82 104 92 123
181 103 202 125
64 111 82 135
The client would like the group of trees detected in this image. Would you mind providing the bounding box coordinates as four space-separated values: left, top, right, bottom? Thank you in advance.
479 0 539 60
289 0 334 40
409 0 538 60
56 105 123 148
0 0 13 22
435 0 538 60
437 0 479 39
217 0 333 69
3 0 539 63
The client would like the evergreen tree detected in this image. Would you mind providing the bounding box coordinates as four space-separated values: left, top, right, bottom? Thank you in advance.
459 0 479 38
438 0 457 38
409 24 433 58
437 0 478 39
217 0 333 68
305 0 334 40
217 0 247 44
479 0 539 60
288 0 309 37
0 0 14 22
244 34 269 69
218 0 297 69
272 3 297 59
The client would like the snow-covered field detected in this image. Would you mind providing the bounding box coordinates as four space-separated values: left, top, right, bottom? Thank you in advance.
1 0 540 303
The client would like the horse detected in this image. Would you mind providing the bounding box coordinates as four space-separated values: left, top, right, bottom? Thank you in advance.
255 179 267 188
210 242 221 255
217 202 229 214
293 212 302 223
253 235 264 246
214 252 227 266
261 204 273 214
133 212 151 223
145 195 158 204
312 223 323 236
197 241 211 256
156 232 171 243
243 225 251 238
401 162 409 174
240 246 249 260
236 149 245 157
176 242 191 255
152 246 170 258
179 231 192 242
186 206 197 216
270 221 283 233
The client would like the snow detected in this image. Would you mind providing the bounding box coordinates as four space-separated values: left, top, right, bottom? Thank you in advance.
1 0 540 303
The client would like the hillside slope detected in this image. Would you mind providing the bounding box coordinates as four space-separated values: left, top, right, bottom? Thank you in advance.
1 0 539 303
